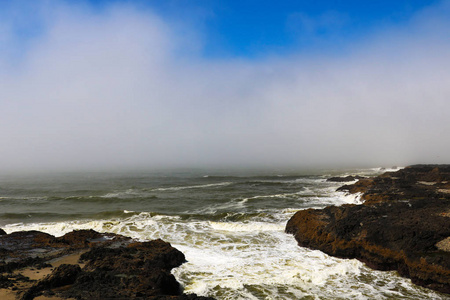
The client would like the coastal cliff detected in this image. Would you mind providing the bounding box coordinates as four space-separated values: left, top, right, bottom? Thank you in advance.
286 165 450 294
0 229 214 300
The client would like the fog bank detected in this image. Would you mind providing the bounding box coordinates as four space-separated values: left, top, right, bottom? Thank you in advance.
1 1 450 172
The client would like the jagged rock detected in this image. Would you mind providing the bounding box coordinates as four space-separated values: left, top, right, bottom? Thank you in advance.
0 229 6 235
22 264 82 300
0 229 127 274
37 264 81 288
60 239 186 299
327 175 365 182
55 228 128 248
337 165 450 204
0 229 216 299
0 274 13 288
286 165 450 294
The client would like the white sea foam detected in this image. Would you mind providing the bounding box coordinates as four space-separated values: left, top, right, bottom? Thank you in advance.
97 182 232 199
3 210 445 300
3 220 108 237
371 166 403 172
173 230 417 299
292 178 326 184
100 189 141 198
336 191 364 204
209 221 284 232
152 182 232 192
2 168 446 300
240 191 304 202
186 198 248 215
0 196 48 202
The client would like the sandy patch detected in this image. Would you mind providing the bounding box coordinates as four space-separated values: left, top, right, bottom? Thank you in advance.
19 267 53 281
35 296 65 300
12 251 86 282
2 251 85 300
417 181 437 186
436 237 450 252
0 280 35 300
0 289 17 300
439 210 450 218
50 251 86 268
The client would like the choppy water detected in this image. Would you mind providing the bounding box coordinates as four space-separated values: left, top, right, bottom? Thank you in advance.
0 167 448 299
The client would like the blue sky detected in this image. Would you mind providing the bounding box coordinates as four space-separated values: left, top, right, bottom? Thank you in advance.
1 0 450 172
94 0 440 56
152 0 438 57
2 0 441 58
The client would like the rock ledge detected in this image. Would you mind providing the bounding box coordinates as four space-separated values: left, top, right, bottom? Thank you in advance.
0 229 214 300
286 165 450 294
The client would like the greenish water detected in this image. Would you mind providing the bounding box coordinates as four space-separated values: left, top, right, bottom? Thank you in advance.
0 168 448 299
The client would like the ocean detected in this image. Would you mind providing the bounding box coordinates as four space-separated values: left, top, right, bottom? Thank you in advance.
0 167 448 300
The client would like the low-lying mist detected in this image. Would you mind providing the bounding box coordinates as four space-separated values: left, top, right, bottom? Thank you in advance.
1 1 450 173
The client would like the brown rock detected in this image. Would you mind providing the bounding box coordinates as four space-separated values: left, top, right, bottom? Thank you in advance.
22 264 82 300
286 165 450 294
0 229 215 300
336 178 374 195
339 164 450 204
327 175 365 182
55 240 186 299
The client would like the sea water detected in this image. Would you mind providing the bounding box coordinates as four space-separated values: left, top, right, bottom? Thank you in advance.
0 167 448 299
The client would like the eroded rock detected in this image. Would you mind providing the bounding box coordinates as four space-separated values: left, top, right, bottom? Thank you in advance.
327 175 365 182
0 229 215 299
286 165 450 294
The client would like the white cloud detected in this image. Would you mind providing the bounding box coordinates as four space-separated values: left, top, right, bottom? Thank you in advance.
1 1 450 172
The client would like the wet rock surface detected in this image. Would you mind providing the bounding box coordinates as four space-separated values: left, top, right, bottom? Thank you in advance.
326 175 365 182
287 165 450 294
0 229 214 299
337 164 450 204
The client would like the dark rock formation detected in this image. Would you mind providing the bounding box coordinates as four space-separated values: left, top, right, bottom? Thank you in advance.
0 229 215 300
61 239 187 299
22 264 82 300
0 229 6 235
0 229 127 274
337 164 450 204
327 175 365 182
286 165 450 294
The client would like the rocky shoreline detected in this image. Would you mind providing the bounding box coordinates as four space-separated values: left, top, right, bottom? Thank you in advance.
286 165 450 294
0 229 214 300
